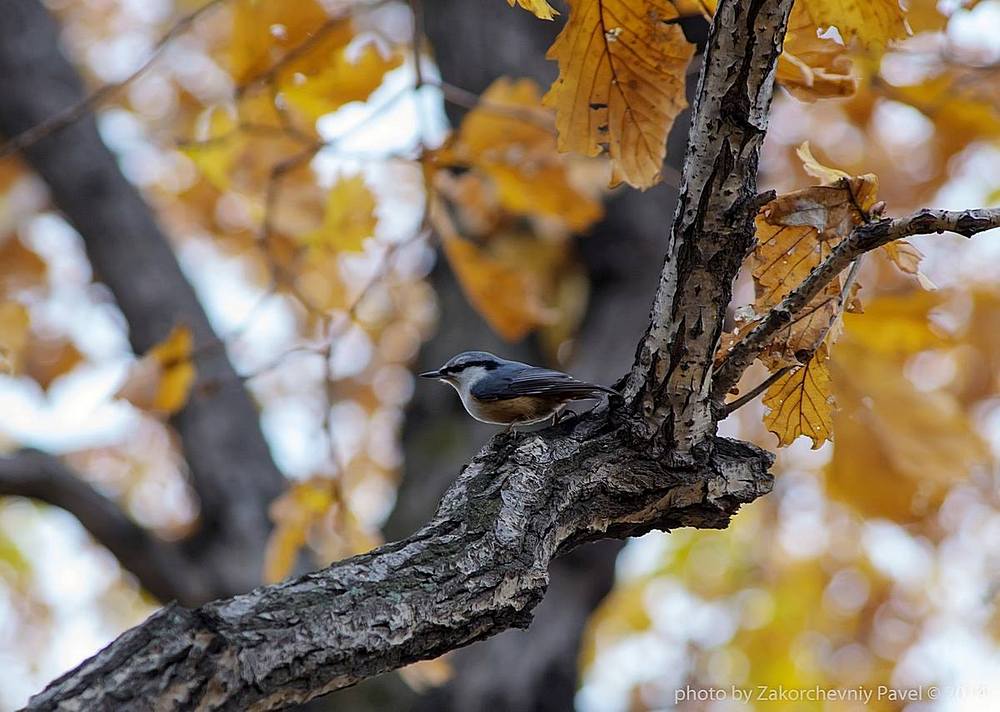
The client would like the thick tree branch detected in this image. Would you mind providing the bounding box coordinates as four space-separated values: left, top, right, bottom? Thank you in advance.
25 425 772 711
0 0 285 597
0 450 211 605
624 0 795 459
713 206 1000 397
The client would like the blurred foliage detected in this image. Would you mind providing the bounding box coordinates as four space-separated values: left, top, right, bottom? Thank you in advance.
0 0 999 708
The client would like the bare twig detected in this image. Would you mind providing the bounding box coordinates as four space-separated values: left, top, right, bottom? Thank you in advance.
713 207 1000 398
722 365 794 415
0 0 227 159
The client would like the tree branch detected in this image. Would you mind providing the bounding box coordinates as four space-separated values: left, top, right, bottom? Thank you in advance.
624 0 795 461
0 450 211 605
713 206 1000 397
24 426 772 711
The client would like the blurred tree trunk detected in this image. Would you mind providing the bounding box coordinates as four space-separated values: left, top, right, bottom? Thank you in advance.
0 0 284 603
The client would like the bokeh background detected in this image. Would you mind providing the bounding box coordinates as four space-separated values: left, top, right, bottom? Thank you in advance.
1 0 1000 710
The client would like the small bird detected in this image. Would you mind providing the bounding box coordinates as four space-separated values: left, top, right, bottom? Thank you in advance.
419 351 620 430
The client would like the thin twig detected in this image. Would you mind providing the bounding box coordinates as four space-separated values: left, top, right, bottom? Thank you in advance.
722 365 794 414
0 0 228 159
713 206 1000 398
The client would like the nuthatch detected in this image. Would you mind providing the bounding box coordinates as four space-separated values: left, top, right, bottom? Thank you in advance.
419 351 620 429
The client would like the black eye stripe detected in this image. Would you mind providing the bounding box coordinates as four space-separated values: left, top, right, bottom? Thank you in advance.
444 360 498 373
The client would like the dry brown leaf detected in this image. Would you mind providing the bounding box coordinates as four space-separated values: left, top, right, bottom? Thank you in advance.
750 172 876 363
762 346 835 449
115 326 197 416
800 0 910 50
543 0 694 189
445 77 603 232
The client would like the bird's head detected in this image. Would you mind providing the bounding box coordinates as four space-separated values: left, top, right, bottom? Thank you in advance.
419 351 505 388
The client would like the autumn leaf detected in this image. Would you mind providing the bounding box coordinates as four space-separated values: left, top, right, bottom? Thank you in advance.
543 0 694 189
444 77 603 232
115 326 197 416
431 199 555 342
281 42 402 122
800 0 909 50
265 479 335 583
827 312 990 521
0 301 29 375
0 237 47 298
25 334 83 390
180 105 246 192
762 346 835 449
229 0 332 83
750 172 876 363
507 0 558 20
778 3 857 102
304 175 378 253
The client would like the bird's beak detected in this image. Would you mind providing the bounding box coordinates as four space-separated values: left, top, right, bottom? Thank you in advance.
419 370 442 379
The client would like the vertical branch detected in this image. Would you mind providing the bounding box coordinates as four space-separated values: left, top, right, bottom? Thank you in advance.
624 0 795 462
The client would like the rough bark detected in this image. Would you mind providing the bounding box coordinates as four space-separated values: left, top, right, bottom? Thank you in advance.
624 0 794 460
0 0 284 598
26 426 772 711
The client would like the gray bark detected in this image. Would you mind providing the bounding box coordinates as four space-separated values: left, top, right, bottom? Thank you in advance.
27 428 771 711
0 0 285 601
624 0 794 458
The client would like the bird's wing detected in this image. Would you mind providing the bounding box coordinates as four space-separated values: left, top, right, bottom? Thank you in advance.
471 366 617 402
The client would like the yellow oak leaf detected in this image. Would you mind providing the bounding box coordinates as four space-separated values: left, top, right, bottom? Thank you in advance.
778 4 857 102
265 479 336 583
543 0 694 189
751 173 877 362
447 77 603 232
229 0 332 83
181 105 246 192
281 42 402 122
827 321 990 521
432 200 555 342
116 326 197 416
800 0 910 50
762 346 834 449
507 0 558 20
844 289 946 357
304 175 378 253
0 301 29 375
